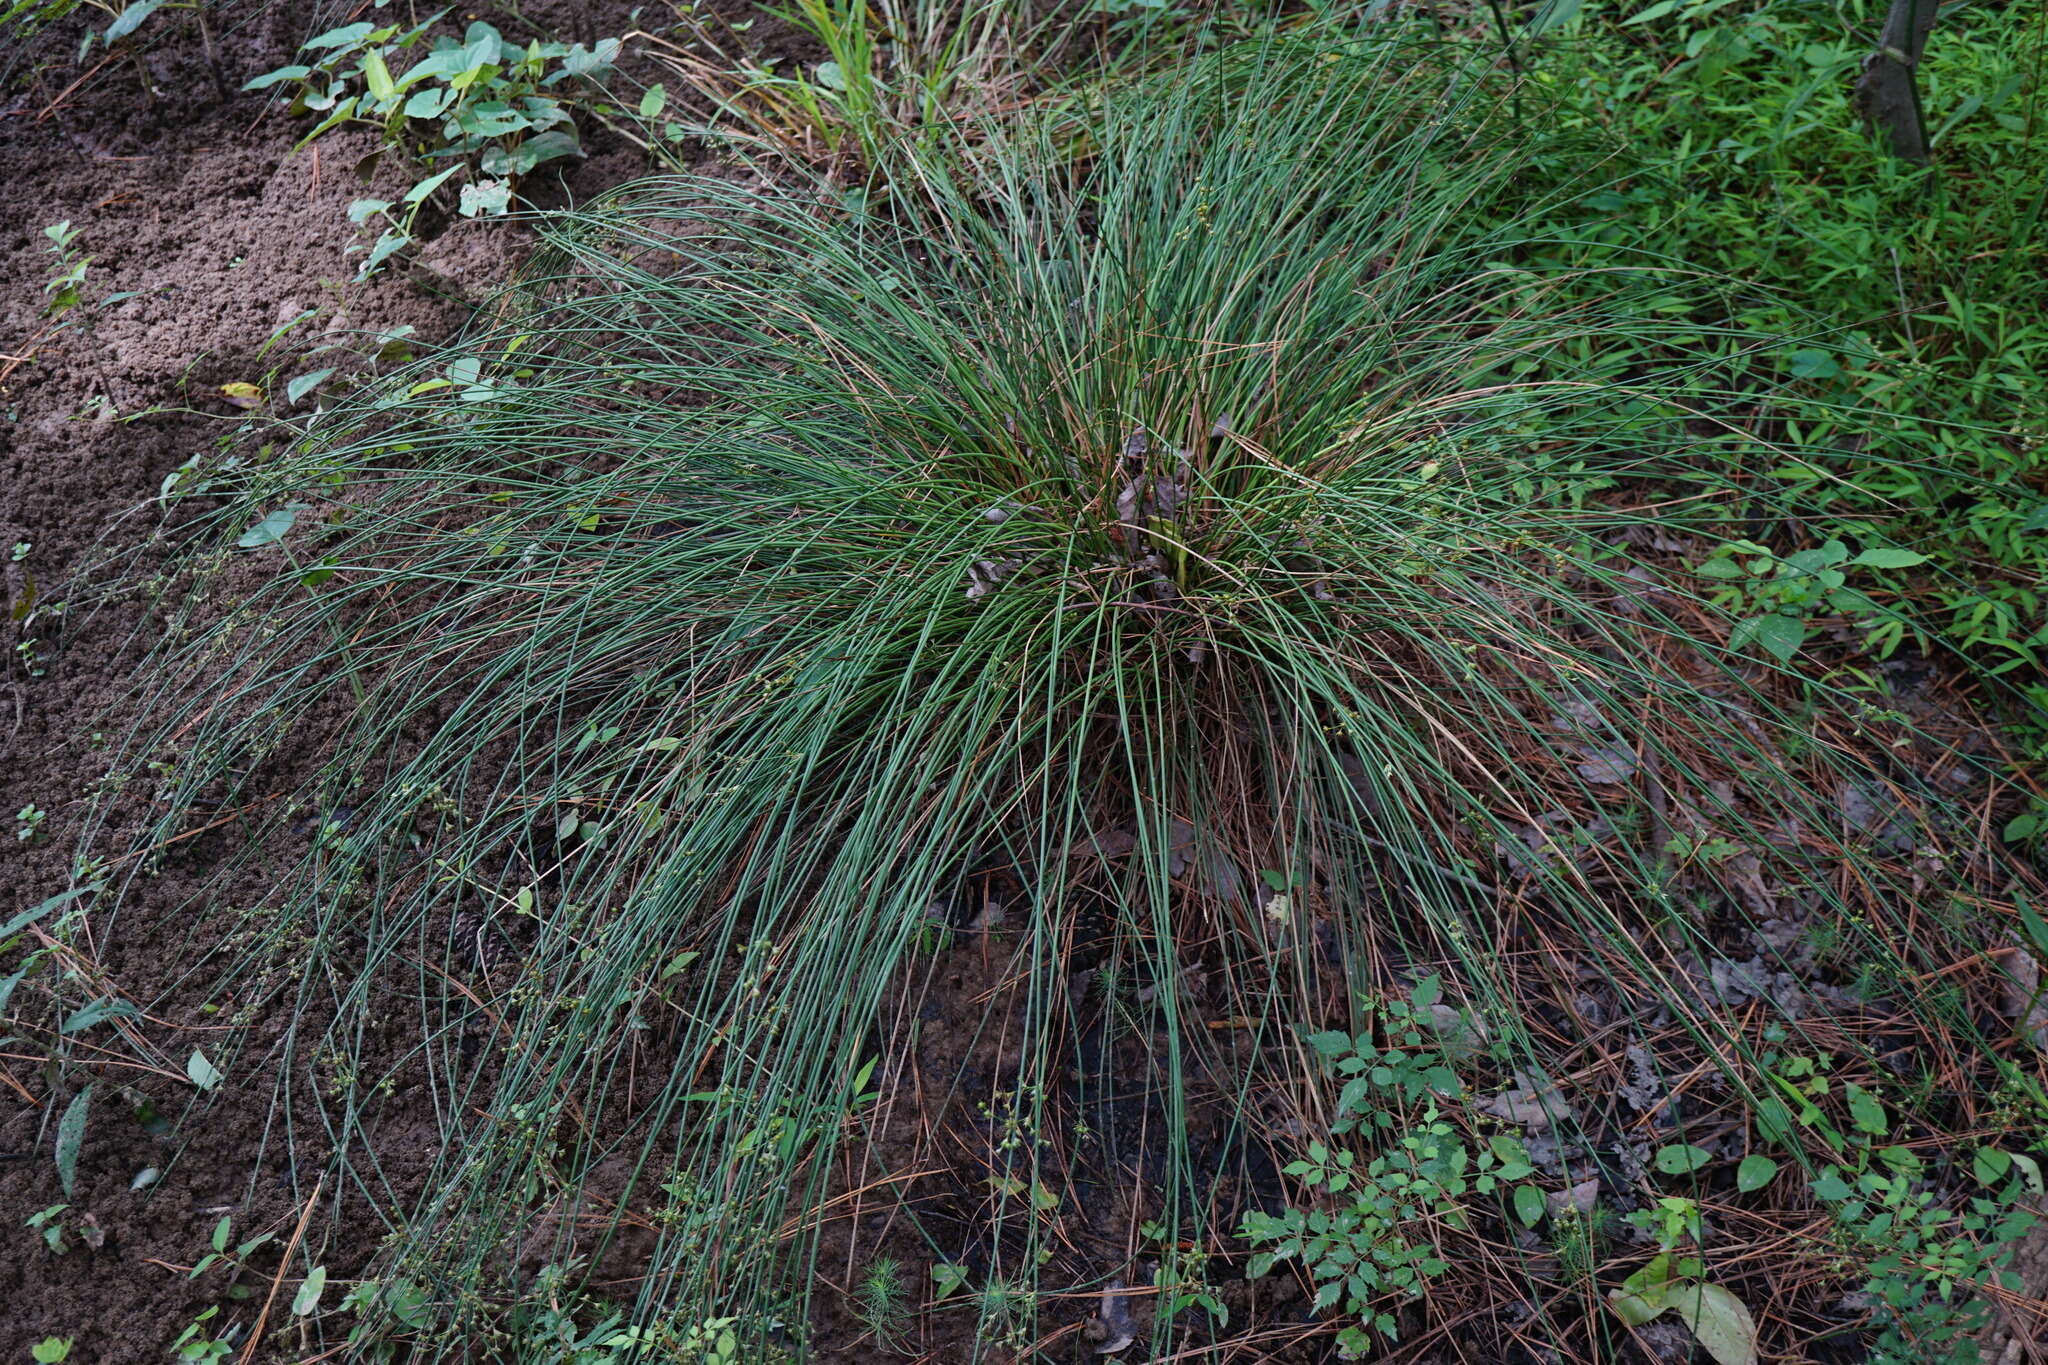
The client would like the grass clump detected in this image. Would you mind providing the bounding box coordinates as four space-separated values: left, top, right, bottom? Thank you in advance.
92 17 2044 1361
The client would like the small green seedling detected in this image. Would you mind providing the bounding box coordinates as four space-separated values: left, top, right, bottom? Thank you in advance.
168 1305 233 1363
190 1213 276 1284
1243 983 1534 1350
26 1204 72 1254
852 1256 906 1347
41 222 89 319
246 17 623 279
1695 538 1926 662
1141 1219 1228 1328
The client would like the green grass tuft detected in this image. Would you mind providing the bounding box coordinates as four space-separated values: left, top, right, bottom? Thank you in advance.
90 18 2042 1359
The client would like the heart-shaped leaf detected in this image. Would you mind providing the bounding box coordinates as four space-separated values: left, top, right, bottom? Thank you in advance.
238 504 309 549
1653 1143 1711 1175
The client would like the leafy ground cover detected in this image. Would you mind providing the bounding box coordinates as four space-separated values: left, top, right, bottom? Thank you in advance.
1520 0 2048 759
2 2 2046 1363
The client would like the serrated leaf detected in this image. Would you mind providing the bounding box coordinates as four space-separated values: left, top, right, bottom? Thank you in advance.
1306 1030 1352 1059
1735 1155 1778 1192
55 1084 93 1197
186 1048 224 1092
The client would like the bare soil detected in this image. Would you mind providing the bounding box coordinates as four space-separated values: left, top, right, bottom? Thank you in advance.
0 6 650 1359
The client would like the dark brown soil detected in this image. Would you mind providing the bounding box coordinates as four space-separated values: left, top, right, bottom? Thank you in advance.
0 6 659 1360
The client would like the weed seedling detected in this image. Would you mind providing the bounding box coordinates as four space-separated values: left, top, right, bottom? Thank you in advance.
1242 979 1536 1350
40 222 89 320
852 1256 906 1348
188 1213 276 1301
168 1305 234 1363
247 18 625 278
27 1205 75 1254
1141 1220 1228 1328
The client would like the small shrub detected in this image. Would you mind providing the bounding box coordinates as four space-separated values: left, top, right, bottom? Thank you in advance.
245 18 624 277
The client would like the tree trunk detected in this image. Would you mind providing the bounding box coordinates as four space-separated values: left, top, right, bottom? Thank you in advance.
1854 0 1941 163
